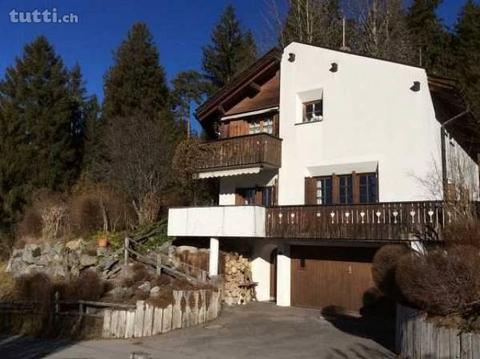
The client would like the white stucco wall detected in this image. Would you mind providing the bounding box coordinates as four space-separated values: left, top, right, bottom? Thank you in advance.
278 42 445 205
219 170 278 205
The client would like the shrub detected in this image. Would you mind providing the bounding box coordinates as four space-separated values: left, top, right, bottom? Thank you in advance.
62 270 105 301
16 207 43 240
0 268 17 300
15 273 53 312
442 220 480 248
371 245 410 300
396 245 480 316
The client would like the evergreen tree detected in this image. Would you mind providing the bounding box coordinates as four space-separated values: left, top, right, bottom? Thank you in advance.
202 5 257 93
454 0 480 116
171 70 206 137
81 95 103 178
406 0 451 72
103 22 169 120
0 36 81 220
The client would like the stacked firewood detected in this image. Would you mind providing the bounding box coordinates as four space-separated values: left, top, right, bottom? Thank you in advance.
223 252 255 305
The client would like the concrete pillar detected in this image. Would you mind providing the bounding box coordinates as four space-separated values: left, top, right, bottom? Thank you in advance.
209 237 219 277
276 244 291 307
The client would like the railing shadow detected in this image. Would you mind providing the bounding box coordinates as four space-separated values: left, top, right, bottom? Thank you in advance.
0 335 75 359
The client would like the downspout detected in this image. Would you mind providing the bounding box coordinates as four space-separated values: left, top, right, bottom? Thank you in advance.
439 109 470 200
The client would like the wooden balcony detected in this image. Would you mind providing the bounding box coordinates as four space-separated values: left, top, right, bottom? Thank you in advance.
266 201 479 241
197 133 282 172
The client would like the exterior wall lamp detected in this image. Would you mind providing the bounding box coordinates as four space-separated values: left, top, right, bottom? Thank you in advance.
410 81 421 92
330 63 338 72
288 53 296 62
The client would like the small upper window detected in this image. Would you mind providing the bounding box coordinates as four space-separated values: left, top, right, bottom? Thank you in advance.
248 120 261 134
304 100 323 123
263 117 273 134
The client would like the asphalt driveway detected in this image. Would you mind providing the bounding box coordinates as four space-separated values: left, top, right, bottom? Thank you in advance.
0 302 395 359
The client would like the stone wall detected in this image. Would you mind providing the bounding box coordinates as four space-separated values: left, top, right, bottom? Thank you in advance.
6 240 100 278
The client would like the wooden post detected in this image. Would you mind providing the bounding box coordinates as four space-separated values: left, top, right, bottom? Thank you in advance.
124 237 130 265
156 253 162 275
54 291 59 315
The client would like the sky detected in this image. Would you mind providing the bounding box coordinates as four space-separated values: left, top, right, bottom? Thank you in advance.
0 0 472 108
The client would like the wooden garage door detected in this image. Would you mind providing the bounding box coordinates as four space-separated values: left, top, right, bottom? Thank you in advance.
291 246 377 312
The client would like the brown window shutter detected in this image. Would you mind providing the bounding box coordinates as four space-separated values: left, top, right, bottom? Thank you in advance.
332 175 340 204
305 177 317 205
255 188 263 206
273 113 280 137
352 172 360 204
235 190 245 205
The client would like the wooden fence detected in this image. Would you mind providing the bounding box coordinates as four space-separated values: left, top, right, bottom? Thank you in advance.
396 304 480 358
102 289 221 338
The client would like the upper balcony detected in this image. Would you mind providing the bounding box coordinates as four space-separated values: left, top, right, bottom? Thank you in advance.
196 133 282 178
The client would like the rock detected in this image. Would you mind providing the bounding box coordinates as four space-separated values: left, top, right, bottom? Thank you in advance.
176 245 198 254
138 281 151 292
48 265 66 278
150 286 161 298
65 239 83 251
79 254 97 269
24 264 45 275
22 244 42 264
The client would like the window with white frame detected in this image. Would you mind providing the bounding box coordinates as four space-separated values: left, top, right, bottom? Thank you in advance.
303 99 323 122
263 117 273 134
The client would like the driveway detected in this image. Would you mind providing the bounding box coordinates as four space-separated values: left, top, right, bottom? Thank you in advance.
0 302 395 359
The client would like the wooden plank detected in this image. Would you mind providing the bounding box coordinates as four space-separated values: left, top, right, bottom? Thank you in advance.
134 301 145 338
162 305 172 333
153 307 163 335
199 290 206 324
192 291 199 326
125 310 135 338
102 309 112 338
172 291 183 330
110 310 119 338
143 304 154 337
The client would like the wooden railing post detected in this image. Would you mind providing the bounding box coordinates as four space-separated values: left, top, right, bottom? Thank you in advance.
156 253 162 275
124 237 130 265
54 291 59 315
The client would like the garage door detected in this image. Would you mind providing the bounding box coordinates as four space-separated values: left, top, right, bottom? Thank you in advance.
291 246 377 312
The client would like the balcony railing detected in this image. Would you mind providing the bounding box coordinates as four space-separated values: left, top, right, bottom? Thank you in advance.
197 133 282 172
266 201 479 241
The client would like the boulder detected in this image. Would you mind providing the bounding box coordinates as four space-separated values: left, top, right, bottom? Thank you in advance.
138 281 151 292
65 239 83 251
79 254 97 269
22 244 42 264
150 286 161 298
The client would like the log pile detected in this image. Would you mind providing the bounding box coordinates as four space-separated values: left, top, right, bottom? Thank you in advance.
223 253 255 305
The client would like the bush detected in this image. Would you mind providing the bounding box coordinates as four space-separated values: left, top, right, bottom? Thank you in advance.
371 245 410 301
16 207 43 240
396 245 480 316
61 270 105 301
442 220 480 248
0 268 17 300
15 273 53 312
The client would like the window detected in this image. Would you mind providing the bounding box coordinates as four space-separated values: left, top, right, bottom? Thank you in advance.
248 117 273 135
248 120 261 134
263 117 273 134
237 188 257 205
359 173 378 204
262 186 274 207
339 175 353 204
304 100 323 122
237 187 275 206
316 177 332 205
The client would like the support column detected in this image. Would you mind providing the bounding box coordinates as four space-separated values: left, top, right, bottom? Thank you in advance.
209 237 219 277
276 244 291 307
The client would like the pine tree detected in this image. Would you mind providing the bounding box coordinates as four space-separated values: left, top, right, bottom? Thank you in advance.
171 70 206 137
202 5 257 93
406 0 451 72
0 36 81 220
81 95 103 177
454 0 480 116
103 22 169 121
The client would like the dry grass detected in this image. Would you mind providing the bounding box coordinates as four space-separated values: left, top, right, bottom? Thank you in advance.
61 270 106 301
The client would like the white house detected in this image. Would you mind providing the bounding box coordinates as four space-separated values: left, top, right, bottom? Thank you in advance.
168 42 479 312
